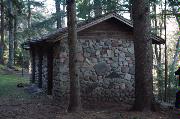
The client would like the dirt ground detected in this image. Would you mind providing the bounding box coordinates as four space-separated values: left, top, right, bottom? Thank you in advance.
0 92 179 119
0 69 179 119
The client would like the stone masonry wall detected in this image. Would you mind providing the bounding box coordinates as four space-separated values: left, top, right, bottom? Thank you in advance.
42 52 48 90
52 32 135 104
34 51 39 85
79 36 135 104
53 41 70 101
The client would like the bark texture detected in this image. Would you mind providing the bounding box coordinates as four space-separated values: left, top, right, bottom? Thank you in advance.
7 0 14 68
94 0 102 17
14 15 17 65
55 0 62 28
67 0 81 112
132 0 154 111
27 0 31 29
0 0 5 64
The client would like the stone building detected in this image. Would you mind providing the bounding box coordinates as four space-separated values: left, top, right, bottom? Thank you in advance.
24 13 165 105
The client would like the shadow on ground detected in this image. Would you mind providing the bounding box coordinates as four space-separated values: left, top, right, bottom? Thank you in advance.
0 68 179 119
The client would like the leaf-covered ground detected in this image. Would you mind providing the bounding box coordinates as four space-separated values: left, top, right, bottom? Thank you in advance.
0 68 179 119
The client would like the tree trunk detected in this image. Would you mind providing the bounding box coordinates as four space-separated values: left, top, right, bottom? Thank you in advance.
152 2 163 101
132 0 154 111
14 15 17 65
27 0 31 29
7 0 14 68
67 0 81 112
155 44 163 100
172 40 180 71
169 8 180 98
171 8 180 73
164 0 168 102
62 0 66 27
94 0 102 17
55 0 62 28
129 0 132 20
158 45 163 100
0 0 5 64
87 0 91 19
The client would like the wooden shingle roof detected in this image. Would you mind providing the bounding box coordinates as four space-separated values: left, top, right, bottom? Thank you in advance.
24 12 165 47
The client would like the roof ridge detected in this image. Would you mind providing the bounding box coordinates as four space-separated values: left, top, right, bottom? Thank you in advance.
24 13 164 45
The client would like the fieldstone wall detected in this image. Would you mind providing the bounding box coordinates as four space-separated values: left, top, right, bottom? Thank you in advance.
52 33 135 104
42 52 48 90
53 41 70 101
31 47 49 90
79 37 135 104
34 51 39 85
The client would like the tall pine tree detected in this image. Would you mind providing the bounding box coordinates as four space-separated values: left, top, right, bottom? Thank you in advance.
132 0 154 111
67 0 81 112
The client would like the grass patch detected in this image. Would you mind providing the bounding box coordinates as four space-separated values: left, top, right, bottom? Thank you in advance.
0 74 31 99
0 64 5 73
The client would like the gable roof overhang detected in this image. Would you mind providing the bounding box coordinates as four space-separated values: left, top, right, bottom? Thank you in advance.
23 13 165 49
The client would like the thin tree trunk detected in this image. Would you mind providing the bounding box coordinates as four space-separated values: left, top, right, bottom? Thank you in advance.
132 0 154 111
14 15 17 65
169 8 180 99
27 0 31 29
171 38 180 75
171 8 180 71
94 0 102 17
0 0 5 64
155 44 163 100
67 0 81 112
153 2 163 101
7 0 14 68
87 0 91 19
62 0 66 27
129 0 132 20
164 0 168 102
55 0 62 28
158 45 163 100
158 6 164 100
27 0 32 74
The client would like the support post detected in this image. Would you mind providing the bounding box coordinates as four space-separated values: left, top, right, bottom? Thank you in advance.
47 46 53 95
31 46 36 83
38 47 43 88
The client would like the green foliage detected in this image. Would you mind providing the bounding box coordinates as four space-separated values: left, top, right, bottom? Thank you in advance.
0 73 30 98
77 0 93 20
17 15 56 40
168 64 179 101
150 0 161 4
76 0 130 20
169 0 180 7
